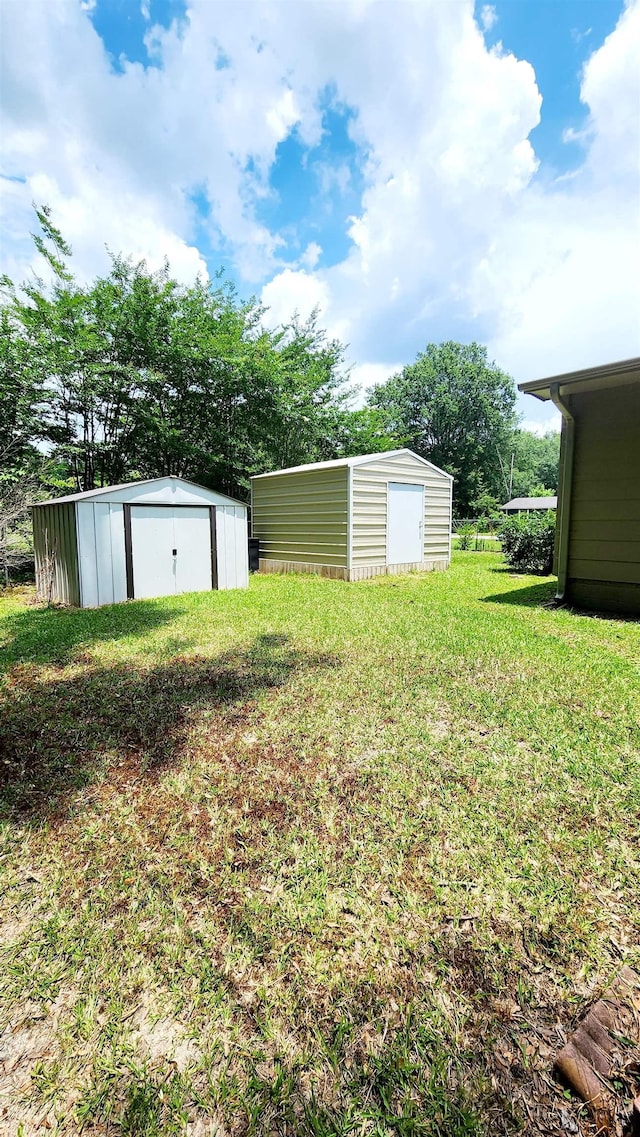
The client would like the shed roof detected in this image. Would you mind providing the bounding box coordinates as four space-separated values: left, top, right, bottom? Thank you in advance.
251 448 453 480
500 496 557 511
519 356 640 402
33 476 245 508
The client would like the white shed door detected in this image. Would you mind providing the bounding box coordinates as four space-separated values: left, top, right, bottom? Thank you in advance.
387 482 424 565
130 506 212 599
173 508 212 594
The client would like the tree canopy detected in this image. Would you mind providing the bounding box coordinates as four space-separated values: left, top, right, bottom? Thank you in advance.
368 341 520 514
0 207 396 501
0 207 558 525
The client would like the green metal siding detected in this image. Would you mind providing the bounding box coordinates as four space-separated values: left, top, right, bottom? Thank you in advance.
251 467 349 567
567 383 640 612
32 503 81 606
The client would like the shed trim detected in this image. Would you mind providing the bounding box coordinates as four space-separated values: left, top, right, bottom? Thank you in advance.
33 476 246 508
209 506 218 590
251 449 453 481
123 505 134 600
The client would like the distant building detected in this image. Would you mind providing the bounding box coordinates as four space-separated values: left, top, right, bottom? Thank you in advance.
500 496 557 514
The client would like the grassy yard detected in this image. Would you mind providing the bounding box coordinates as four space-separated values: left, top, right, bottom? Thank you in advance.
1 552 638 1136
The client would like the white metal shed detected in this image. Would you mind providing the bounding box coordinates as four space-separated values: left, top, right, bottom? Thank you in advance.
32 476 248 607
251 449 453 581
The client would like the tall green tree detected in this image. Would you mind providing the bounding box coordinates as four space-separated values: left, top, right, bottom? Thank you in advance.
368 341 518 514
1 206 355 501
510 429 560 498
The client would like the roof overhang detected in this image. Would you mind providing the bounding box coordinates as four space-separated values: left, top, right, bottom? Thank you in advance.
519 356 640 402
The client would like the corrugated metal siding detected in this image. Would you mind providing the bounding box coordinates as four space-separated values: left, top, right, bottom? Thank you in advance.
252 468 349 567
77 502 128 607
351 453 452 567
32 503 80 606
216 505 249 590
567 384 640 602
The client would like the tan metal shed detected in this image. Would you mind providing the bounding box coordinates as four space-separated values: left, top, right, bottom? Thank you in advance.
520 357 640 615
251 449 453 581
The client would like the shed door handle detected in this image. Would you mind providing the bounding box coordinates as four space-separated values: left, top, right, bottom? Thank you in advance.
172 548 177 556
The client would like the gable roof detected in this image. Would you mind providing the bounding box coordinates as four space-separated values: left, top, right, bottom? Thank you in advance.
519 357 640 402
500 496 557 510
33 475 244 508
251 449 453 480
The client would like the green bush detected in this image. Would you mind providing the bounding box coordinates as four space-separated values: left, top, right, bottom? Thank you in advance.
499 511 556 574
457 522 475 550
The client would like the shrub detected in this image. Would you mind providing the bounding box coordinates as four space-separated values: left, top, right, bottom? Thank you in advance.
499 511 556 574
457 522 475 550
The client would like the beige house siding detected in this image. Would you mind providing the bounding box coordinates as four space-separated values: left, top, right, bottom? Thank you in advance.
32 502 80 606
567 383 640 612
251 467 349 568
352 453 452 567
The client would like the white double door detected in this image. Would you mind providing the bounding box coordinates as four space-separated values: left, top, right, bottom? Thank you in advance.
130 506 213 599
387 482 424 565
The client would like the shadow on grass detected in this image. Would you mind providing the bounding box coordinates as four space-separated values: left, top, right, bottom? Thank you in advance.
484 579 639 621
0 634 338 819
0 597 187 672
482 580 558 608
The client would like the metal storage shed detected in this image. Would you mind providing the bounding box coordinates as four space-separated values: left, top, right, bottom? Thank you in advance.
251 449 453 581
32 477 248 607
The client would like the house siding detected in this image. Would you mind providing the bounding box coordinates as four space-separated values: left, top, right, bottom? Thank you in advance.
567 383 640 613
251 467 349 568
32 502 80 606
351 453 452 568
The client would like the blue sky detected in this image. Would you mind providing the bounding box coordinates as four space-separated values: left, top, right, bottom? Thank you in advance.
1 0 639 431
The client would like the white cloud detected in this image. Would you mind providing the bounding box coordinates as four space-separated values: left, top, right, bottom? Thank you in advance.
261 268 330 328
349 362 404 406
480 5 498 32
300 242 322 270
0 0 638 403
520 416 562 437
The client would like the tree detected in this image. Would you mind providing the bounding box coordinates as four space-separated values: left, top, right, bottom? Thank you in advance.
2 207 354 502
368 341 518 514
328 407 400 459
510 430 560 499
0 307 49 478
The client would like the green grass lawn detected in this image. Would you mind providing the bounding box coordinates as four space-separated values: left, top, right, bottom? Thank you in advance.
1 553 638 1136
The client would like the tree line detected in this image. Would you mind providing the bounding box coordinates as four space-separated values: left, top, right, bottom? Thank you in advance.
1 207 558 546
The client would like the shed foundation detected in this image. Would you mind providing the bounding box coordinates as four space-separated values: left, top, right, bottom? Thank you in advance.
258 558 449 581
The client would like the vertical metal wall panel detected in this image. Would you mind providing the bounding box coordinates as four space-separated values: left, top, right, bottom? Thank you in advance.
234 506 249 589
215 507 227 590
216 505 249 590
109 504 128 603
77 503 99 608
32 502 80 605
94 502 113 606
